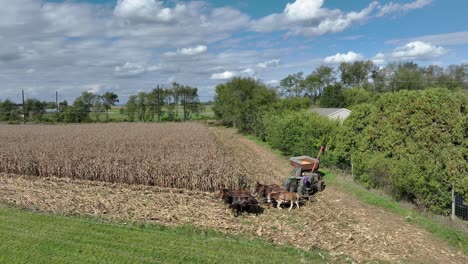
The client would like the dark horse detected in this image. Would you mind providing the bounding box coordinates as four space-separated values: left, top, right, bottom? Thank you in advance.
217 189 261 216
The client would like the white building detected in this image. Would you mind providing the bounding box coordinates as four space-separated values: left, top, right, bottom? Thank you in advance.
310 108 351 121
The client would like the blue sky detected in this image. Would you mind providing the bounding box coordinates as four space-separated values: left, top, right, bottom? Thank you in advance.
1 0 467 102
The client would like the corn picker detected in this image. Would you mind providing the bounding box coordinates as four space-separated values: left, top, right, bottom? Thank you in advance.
284 146 325 201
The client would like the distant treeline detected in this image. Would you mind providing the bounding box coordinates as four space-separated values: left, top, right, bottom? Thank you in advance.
213 61 468 215
0 82 203 123
122 83 203 122
275 61 467 107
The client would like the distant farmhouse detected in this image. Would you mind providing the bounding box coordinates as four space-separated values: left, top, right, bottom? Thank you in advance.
310 108 351 121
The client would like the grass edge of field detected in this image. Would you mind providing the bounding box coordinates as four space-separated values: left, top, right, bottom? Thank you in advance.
0 204 333 264
242 132 468 254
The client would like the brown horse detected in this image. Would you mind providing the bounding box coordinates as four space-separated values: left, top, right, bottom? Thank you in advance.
276 192 300 211
217 188 259 216
253 182 286 204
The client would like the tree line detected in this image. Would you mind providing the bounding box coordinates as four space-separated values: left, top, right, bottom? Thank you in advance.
278 62 467 108
122 83 202 122
0 82 202 123
0 91 119 123
213 61 467 215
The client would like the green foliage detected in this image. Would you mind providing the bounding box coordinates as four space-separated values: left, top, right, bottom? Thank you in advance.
339 61 373 88
264 110 340 159
213 77 277 136
122 83 201 122
279 72 305 97
332 89 467 213
0 99 19 122
24 99 47 122
394 62 425 91
303 65 335 98
343 87 378 107
320 83 345 108
273 97 312 112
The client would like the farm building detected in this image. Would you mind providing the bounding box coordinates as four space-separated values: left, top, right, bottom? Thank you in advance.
310 108 351 121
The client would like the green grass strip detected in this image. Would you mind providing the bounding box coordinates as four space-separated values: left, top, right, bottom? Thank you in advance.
0 205 329 264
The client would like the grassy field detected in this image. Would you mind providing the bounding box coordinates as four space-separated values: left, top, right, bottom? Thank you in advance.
0 205 329 264
96 105 215 122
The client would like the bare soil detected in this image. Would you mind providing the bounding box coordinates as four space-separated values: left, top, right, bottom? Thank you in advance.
0 126 466 263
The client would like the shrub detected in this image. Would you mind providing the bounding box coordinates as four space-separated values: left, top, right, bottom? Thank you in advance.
332 89 467 213
265 110 340 159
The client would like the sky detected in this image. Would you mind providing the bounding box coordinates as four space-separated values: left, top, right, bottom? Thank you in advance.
1 0 467 103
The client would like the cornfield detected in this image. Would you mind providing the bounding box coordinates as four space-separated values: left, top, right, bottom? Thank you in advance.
0 123 252 191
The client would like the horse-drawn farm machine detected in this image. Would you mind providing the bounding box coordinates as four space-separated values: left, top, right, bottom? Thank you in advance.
284 146 326 201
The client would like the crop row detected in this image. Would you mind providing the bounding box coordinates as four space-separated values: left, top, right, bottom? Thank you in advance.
0 123 251 191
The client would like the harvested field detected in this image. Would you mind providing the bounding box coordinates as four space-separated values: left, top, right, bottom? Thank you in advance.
0 124 466 263
1 173 466 263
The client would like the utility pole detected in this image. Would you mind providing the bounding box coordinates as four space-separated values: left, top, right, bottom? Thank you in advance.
22 89 25 124
157 86 161 122
56 91 59 121
183 89 187 121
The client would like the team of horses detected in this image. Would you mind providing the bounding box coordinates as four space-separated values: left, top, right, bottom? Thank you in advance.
216 182 301 215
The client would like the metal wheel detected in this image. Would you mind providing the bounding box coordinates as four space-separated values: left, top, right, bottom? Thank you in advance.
315 180 324 192
284 178 291 190
297 180 305 196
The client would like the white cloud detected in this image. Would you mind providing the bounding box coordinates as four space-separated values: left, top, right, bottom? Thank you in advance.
377 0 432 17
284 0 325 21
179 45 207 56
114 0 187 23
210 71 237 80
165 45 208 56
371 53 385 65
391 41 446 60
257 59 280 68
26 68 35 74
241 68 256 76
253 0 378 37
324 51 364 64
388 31 468 46
85 84 103 94
252 0 432 37
266 80 279 86
114 62 161 78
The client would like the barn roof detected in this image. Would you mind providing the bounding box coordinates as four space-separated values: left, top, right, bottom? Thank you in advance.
310 108 350 117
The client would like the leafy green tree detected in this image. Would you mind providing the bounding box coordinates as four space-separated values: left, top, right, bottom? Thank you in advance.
24 98 47 122
71 98 91 122
102 92 119 121
339 61 373 88
303 65 335 98
124 95 138 121
148 86 165 121
0 99 18 122
320 83 345 107
394 62 424 91
213 77 277 136
279 72 305 97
